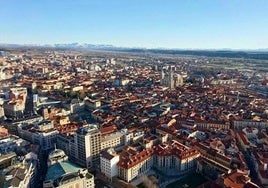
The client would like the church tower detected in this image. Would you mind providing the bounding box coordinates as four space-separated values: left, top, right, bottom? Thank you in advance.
168 66 175 89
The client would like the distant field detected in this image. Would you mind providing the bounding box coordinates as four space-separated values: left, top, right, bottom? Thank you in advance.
116 49 268 61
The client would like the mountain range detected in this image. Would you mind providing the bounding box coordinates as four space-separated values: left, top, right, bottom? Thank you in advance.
1 43 268 60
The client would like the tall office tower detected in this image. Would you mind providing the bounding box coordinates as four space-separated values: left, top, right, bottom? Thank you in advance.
69 124 101 168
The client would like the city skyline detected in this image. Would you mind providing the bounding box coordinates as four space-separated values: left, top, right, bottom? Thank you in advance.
1 0 268 49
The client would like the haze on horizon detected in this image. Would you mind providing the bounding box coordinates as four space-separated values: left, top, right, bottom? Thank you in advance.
0 0 268 50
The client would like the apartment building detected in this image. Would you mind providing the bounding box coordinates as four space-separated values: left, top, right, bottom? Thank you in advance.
117 140 200 182
101 131 124 150
233 120 268 130
100 148 120 180
18 120 58 151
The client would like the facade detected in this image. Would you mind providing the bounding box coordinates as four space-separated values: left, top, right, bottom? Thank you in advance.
69 99 85 114
56 134 71 156
118 149 154 182
211 79 236 85
154 141 199 174
195 142 249 179
121 128 145 145
3 100 25 117
100 148 120 180
117 140 200 182
18 120 58 151
101 131 124 150
233 120 268 130
12 115 43 126
3 87 27 118
196 121 230 130
85 99 101 111
196 156 232 180
9 87 27 102
57 125 125 169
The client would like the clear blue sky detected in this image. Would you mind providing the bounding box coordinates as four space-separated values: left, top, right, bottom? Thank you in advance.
0 0 268 49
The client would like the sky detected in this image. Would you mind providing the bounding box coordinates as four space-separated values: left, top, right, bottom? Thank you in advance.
0 0 268 49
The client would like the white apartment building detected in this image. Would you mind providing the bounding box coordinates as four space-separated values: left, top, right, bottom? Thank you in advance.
100 148 120 180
